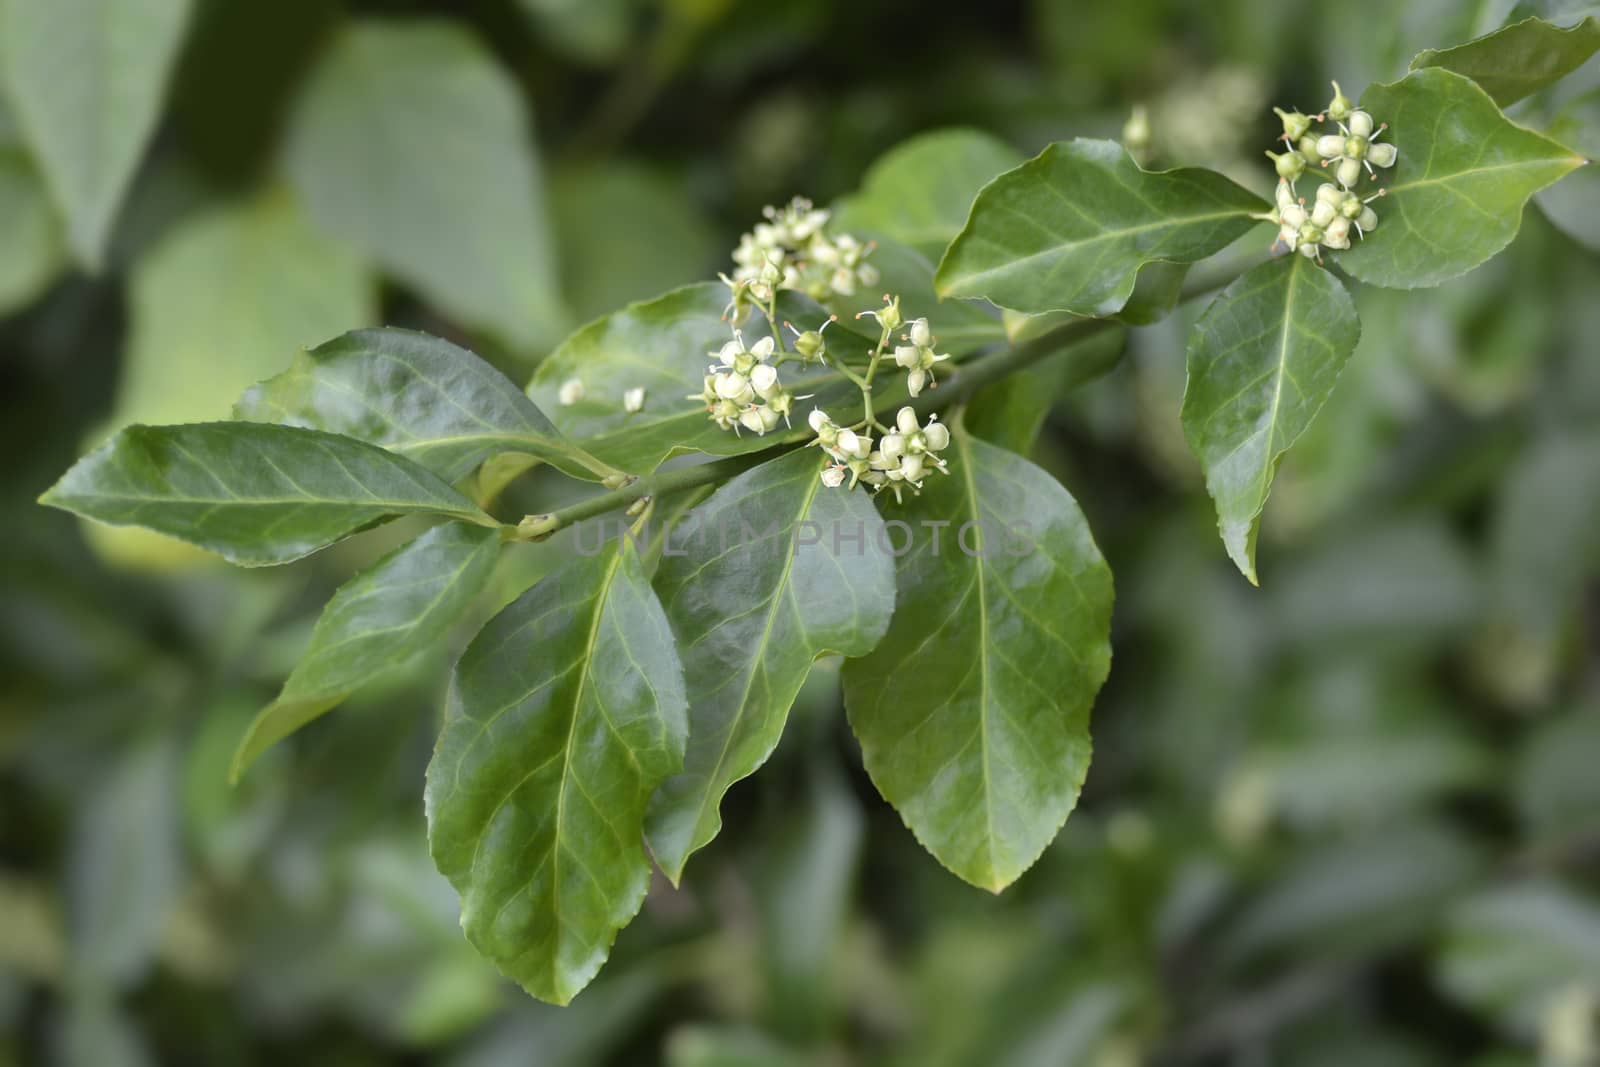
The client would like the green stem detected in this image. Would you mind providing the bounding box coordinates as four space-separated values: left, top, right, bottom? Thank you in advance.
509 260 1254 541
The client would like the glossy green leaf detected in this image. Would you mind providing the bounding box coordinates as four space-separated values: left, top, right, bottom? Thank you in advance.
0 0 193 266
231 522 501 780
964 325 1126 455
0 148 63 314
40 423 496 566
282 20 567 349
645 448 896 882
934 138 1263 316
841 422 1113 891
1410 16 1600 106
1180 256 1362 585
426 538 688 1004
238 327 611 483
833 128 1026 259
1537 87 1600 251
1337 68 1587 289
528 283 877 475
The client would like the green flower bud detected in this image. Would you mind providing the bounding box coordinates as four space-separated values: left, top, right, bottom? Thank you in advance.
1327 80 1354 123
1274 106 1313 143
1266 149 1306 181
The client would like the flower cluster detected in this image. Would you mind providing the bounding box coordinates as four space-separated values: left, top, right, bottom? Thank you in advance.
725 196 879 311
689 331 800 436
1261 81 1396 261
811 406 950 502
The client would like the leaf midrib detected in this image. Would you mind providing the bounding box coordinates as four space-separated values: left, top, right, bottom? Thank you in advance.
952 426 1000 886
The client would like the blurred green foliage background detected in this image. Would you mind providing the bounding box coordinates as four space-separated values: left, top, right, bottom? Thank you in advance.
3 0 1599 1064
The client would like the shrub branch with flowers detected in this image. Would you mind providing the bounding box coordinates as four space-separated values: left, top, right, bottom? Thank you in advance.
38 20 1595 1005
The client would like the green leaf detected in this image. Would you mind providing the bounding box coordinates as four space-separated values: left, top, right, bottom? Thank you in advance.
934 138 1263 316
1538 87 1600 251
0 0 192 267
841 421 1113 891
426 538 688 1005
0 148 63 314
237 327 610 483
231 521 501 780
1180 256 1362 585
1337 68 1587 289
118 189 376 428
282 20 567 349
1410 16 1600 106
645 449 896 882
833 128 1026 259
40 423 496 566
964 325 1126 455
527 283 877 475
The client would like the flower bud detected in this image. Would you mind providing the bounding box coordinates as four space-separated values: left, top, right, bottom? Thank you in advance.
1266 149 1305 181
794 330 825 360
877 297 903 332
1274 107 1313 143
1327 81 1354 123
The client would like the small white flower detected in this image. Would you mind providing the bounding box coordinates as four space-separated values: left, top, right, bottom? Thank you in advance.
820 465 847 488
714 371 753 404
750 363 780 398
623 387 646 413
558 377 585 406
739 406 781 435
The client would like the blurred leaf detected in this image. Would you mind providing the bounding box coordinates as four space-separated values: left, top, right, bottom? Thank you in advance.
1270 520 1482 646
1488 426 1600 661
426 538 688 1004
665 1026 808 1067
757 764 864 1039
527 283 876 474
551 162 717 323
1538 87 1600 251
1515 708 1600 839
182 695 286 880
68 736 181 987
833 128 1026 259
1410 16 1600 106
41 424 495 566
0 0 193 267
965 325 1126 455
843 423 1113 891
1181 256 1362 584
447 966 665 1067
49 995 152 1067
118 188 374 428
0 148 63 314
1437 882 1600 1032
237 327 610 483
1220 822 1484 965
1338 69 1586 289
935 139 1262 316
515 0 636 65
232 521 501 779
646 449 894 882
282 20 567 349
